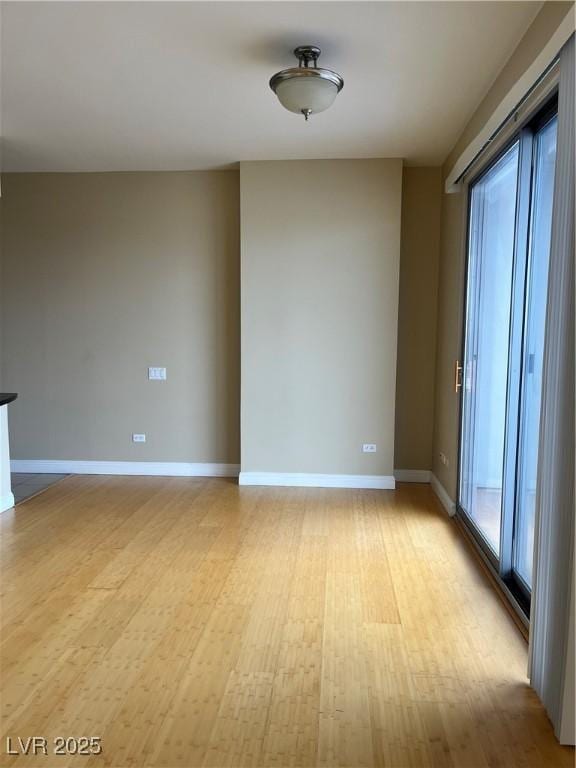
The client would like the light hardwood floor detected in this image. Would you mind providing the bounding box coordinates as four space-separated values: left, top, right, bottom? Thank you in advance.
0 476 573 768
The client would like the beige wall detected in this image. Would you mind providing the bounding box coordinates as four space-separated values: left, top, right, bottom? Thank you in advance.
445 2 574 176
1 163 437 476
432 2 574 497
431 190 465 493
1 172 240 463
240 159 402 477
394 167 442 471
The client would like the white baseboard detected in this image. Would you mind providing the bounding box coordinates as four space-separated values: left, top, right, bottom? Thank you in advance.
9 462 455 511
0 492 15 514
430 473 456 517
394 469 431 483
238 472 395 490
10 460 240 478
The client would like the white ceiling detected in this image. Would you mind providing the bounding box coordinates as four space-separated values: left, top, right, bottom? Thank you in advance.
1 1 542 172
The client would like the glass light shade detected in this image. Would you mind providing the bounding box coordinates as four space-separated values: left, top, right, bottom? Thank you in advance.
275 76 339 115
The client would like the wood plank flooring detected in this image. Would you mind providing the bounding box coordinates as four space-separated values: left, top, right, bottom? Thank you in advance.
0 476 573 767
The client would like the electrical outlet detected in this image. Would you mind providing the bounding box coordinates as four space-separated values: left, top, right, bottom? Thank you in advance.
148 367 167 381
440 452 449 467
362 444 377 453
132 433 146 443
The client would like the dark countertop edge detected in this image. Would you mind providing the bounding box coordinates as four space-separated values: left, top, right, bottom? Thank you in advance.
0 393 17 407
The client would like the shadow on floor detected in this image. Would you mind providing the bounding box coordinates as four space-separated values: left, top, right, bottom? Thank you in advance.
11 473 69 504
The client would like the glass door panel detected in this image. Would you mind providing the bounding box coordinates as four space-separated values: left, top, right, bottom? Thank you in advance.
459 143 520 556
513 116 558 589
458 96 558 616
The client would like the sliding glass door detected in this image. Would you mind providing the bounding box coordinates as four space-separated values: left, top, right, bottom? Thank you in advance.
513 116 557 591
458 99 558 612
459 143 519 557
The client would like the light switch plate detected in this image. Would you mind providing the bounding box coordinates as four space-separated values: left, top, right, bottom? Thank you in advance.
148 367 167 381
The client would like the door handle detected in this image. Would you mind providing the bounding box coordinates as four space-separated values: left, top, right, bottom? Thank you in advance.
454 360 463 393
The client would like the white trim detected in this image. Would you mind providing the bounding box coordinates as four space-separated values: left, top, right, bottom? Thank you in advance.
445 9 575 192
9 462 452 505
10 460 240 478
0 492 15 514
394 469 431 484
430 473 456 517
238 472 395 490
0 406 14 513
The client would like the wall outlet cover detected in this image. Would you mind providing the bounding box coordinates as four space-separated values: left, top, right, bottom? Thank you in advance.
362 444 377 453
132 434 146 443
148 367 167 380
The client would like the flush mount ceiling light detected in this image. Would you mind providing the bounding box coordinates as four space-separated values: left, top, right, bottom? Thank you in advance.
269 45 344 121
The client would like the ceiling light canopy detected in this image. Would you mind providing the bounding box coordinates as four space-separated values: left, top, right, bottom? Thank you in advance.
269 46 344 121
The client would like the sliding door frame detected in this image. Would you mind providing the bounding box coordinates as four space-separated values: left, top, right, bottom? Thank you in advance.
455 92 559 621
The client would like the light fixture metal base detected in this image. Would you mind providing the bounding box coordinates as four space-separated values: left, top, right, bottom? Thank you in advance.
294 46 321 68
